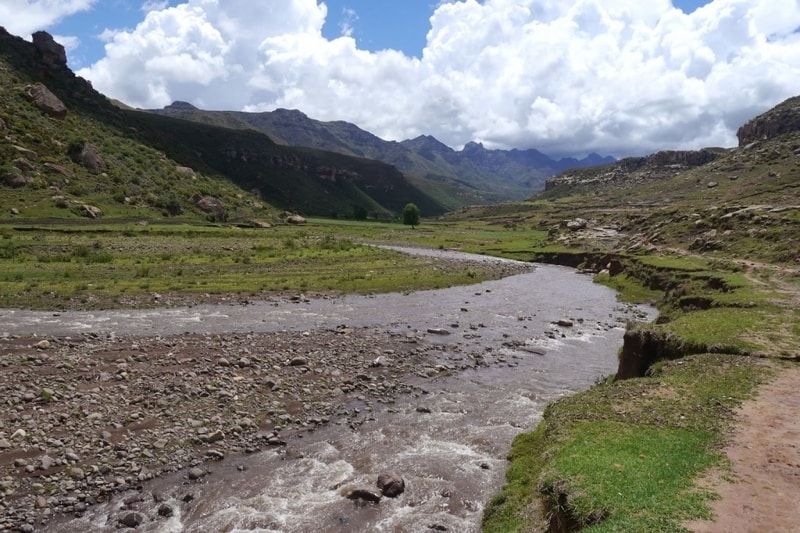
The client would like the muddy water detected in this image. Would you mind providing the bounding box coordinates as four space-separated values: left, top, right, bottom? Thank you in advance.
7 252 655 533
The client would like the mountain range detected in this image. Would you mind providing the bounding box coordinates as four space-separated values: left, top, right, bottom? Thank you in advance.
147 101 615 206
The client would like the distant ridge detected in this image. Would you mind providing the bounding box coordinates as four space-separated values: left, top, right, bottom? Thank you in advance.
149 103 616 204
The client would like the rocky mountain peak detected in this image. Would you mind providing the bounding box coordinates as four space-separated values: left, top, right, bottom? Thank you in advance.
165 101 198 110
737 96 800 147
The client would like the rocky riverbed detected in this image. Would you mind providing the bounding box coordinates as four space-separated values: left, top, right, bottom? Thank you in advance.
0 256 654 532
0 323 479 531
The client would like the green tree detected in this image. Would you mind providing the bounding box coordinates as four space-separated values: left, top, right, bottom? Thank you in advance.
352 205 368 220
402 203 420 229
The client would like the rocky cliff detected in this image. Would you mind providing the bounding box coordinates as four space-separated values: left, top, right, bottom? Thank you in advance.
737 96 800 146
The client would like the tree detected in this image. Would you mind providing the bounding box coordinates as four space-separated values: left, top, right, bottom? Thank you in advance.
402 203 420 229
352 205 368 220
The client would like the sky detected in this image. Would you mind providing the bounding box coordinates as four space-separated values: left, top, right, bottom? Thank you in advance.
3 0 800 158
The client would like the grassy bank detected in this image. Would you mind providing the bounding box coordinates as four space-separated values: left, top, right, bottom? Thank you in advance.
482 247 798 532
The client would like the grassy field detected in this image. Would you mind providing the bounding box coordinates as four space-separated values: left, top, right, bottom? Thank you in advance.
0 218 530 309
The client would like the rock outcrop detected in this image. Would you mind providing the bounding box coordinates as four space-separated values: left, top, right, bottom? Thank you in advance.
737 96 800 146
32 31 67 66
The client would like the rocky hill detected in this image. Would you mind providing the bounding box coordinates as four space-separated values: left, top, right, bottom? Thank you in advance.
0 28 445 222
737 95 800 146
449 97 800 266
148 102 615 205
543 148 725 195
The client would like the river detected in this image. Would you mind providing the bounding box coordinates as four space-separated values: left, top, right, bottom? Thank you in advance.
4 251 654 532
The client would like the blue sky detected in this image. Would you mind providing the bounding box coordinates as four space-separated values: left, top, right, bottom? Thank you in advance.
4 1 800 158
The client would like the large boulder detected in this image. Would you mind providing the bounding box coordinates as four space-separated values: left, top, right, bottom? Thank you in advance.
43 162 75 178
1 167 32 187
25 83 67 119
191 193 226 221
68 141 106 170
81 204 103 219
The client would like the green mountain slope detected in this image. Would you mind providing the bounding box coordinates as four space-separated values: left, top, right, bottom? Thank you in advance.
0 28 445 221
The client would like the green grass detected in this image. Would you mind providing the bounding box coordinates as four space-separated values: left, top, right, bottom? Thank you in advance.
544 422 716 532
667 308 768 353
0 221 519 309
594 272 663 304
483 354 772 532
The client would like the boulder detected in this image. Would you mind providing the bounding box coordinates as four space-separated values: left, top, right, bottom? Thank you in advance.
13 145 38 160
175 166 196 177
68 142 105 170
286 214 307 225
25 83 67 119
192 193 226 221
81 204 103 219
566 218 587 231
1 167 32 188
187 467 206 480
118 511 145 528
13 158 35 172
43 162 75 178
376 471 405 498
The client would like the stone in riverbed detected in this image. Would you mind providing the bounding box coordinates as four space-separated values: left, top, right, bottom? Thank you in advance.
157 504 174 518
119 511 145 528
343 487 382 504
376 471 405 497
187 467 206 480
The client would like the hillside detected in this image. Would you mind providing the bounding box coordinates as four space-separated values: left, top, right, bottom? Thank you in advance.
147 102 615 205
0 28 445 221
449 97 800 267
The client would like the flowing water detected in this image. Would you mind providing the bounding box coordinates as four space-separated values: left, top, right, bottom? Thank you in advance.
4 251 655 532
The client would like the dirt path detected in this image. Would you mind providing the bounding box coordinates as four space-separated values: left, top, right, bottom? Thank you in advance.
687 363 800 533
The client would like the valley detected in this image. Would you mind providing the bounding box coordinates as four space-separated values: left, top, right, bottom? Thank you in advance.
1 25 799 533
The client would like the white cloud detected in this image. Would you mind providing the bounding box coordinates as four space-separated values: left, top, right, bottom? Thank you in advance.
0 0 96 38
73 0 800 157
